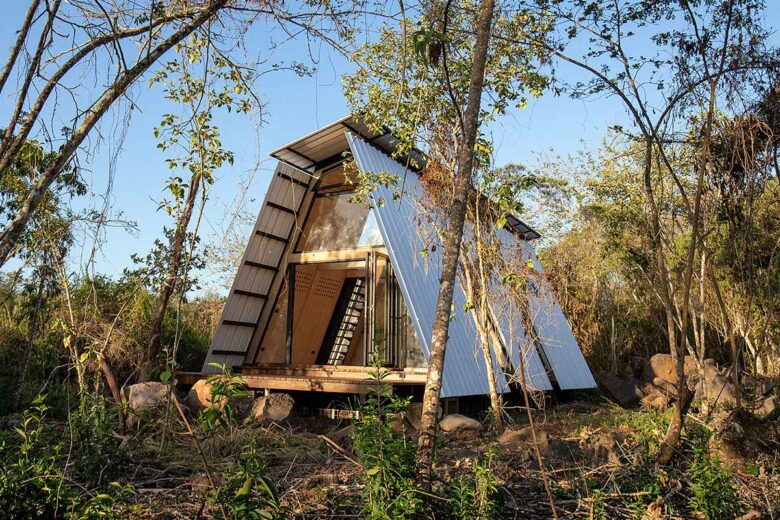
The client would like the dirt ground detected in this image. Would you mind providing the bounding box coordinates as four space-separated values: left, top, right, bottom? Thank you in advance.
111 397 779 519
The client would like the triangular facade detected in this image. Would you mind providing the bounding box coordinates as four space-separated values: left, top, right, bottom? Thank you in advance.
202 117 595 396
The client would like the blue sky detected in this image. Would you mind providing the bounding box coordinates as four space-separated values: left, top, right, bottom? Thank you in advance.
1 3 778 293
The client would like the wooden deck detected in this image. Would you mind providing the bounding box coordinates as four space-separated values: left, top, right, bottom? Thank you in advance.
178 364 427 394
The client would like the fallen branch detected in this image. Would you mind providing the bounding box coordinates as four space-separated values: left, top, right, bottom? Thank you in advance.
318 434 363 467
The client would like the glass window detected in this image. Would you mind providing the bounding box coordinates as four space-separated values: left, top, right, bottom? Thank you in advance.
296 193 384 252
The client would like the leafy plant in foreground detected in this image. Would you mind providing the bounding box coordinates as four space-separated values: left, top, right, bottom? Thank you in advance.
687 427 742 519
445 448 502 520
353 356 420 520
0 396 64 517
70 396 128 486
210 440 285 519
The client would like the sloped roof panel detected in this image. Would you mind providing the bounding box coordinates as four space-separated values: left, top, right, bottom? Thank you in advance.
347 133 509 398
514 237 597 390
491 244 555 392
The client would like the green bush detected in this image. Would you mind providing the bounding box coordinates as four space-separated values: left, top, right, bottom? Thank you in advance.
70 396 128 486
0 396 65 517
687 428 742 519
210 440 286 519
445 448 502 520
353 360 420 520
0 396 134 519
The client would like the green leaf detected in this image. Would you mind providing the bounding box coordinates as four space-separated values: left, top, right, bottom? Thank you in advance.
160 370 172 383
235 476 252 498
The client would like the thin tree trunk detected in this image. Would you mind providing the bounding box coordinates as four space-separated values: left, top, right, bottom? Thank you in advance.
0 0 227 268
139 174 201 381
459 251 503 433
639 137 687 465
0 0 40 96
97 352 126 432
706 266 741 408
12 270 45 410
415 0 496 482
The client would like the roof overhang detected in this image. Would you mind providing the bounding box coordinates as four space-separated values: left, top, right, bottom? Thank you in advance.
270 115 540 241
270 115 424 173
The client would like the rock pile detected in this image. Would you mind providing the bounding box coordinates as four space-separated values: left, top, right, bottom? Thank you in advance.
597 353 772 413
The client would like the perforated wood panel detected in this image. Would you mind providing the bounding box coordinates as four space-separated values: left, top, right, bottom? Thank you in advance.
314 275 342 299
295 270 314 296
291 268 346 364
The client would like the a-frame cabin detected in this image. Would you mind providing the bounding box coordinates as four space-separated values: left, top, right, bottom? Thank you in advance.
195 116 596 399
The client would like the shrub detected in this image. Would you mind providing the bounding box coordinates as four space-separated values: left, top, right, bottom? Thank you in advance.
210 440 285 519
353 359 420 520
0 396 65 518
445 448 502 520
70 396 128 486
687 427 742 519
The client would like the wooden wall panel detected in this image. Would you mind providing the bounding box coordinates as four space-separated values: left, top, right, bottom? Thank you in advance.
291 269 346 364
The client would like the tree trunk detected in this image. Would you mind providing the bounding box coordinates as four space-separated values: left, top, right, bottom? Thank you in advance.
98 352 126 432
0 0 40 95
415 0 496 482
638 138 686 465
459 251 504 433
0 0 227 268
138 173 201 381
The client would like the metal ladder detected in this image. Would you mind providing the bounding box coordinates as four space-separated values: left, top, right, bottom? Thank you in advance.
320 278 366 366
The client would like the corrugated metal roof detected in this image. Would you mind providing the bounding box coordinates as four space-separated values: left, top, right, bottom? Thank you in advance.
518 239 597 390
348 133 509 398
269 115 425 173
489 229 555 392
272 115 539 240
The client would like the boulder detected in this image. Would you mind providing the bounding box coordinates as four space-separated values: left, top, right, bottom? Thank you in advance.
439 414 482 441
124 381 168 428
641 390 670 410
760 394 778 417
185 378 229 415
647 353 696 386
404 402 441 431
697 372 738 408
251 393 294 423
597 373 642 407
651 377 679 397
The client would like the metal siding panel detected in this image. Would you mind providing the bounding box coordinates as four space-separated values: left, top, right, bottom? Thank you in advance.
490 229 554 391
502 235 596 389
348 134 508 398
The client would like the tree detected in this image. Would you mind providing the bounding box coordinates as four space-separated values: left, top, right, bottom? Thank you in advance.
0 0 364 269
525 0 778 464
0 139 83 409
139 34 252 381
0 0 232 267
346 0 549 481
